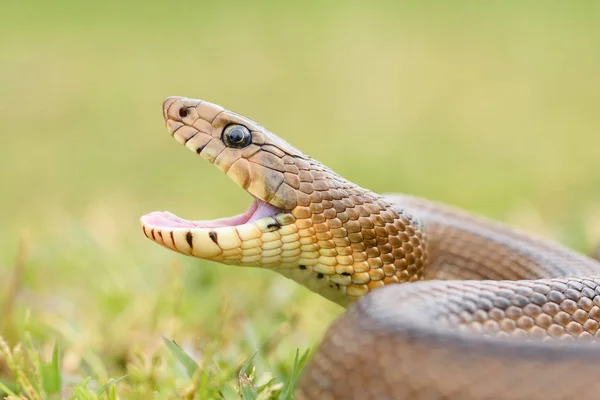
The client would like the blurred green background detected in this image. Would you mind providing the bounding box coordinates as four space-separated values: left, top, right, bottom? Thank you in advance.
1 1 600 397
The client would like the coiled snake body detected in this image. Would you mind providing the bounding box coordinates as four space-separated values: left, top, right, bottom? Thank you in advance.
141 97 600 399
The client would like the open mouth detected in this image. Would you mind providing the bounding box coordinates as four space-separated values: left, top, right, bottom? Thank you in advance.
139 191 295 261
140 196 284 231
140 96 298 260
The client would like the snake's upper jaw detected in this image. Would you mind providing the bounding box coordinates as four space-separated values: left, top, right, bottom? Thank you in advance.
141 196 284 230
161 96 305 211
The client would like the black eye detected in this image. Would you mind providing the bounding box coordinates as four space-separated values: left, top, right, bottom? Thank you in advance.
222 124 252 148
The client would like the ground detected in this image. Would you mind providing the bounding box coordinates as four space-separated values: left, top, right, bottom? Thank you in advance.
1 1 600 398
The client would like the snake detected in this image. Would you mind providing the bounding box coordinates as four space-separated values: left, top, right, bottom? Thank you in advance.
140 96 600 400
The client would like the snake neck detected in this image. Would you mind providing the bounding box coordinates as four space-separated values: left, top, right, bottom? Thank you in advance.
274 190 430 306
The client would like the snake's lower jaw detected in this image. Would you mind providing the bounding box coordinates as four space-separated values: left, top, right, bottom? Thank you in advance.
140 197 300 266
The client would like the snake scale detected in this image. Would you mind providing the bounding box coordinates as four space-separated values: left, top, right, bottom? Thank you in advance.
141 97 600 400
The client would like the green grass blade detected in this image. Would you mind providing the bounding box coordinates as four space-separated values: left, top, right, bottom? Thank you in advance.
0 380 18 397
162 337 199 378
279 349 311 400
97 374 128 395
239 350 258 376
238 350 259 400
239 380 258 400
220 384 240 400
40 342 62 395
256 377 277 394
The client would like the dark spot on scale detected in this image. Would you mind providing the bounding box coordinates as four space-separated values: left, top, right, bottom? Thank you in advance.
169 231 177 250
335 283 340 289
317 273 324 279
299 265 307 270
186 231 193 248
209 231 218 244
266 221 281 231
196 144 206 154
341 272 351 276
150 229 156 240
184 132 198 145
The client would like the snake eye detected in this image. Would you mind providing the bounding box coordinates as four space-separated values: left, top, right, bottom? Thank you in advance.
222 124 252 148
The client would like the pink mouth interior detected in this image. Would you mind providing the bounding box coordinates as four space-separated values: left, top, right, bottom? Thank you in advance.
141 197 283 230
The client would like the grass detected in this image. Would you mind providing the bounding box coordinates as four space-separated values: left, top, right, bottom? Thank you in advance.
1 1 600 398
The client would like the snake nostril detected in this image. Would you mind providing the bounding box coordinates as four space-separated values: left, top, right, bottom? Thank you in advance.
178 107 189 119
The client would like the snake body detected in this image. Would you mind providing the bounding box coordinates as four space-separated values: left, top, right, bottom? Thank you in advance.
141 97 600 399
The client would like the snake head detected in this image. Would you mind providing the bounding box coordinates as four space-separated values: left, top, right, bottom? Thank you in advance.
160 96 309 209
141 96 427 305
